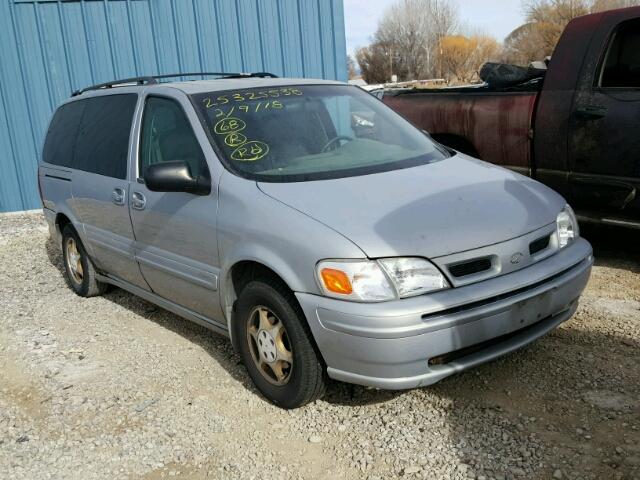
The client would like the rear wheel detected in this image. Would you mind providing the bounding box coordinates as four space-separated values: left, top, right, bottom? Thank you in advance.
234 280 325 408
61 225 108 297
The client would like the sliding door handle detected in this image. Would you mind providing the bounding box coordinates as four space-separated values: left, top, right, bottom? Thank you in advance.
112 187 126 206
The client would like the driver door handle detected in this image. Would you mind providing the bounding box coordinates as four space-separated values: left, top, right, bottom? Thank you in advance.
132 191 146 210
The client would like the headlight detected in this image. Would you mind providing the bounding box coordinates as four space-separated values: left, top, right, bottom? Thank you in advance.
556 205 579 249
378 257 449 297
317 258 449 302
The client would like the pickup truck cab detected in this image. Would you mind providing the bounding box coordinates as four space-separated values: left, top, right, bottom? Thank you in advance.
39 73 592 408
384 6 640 229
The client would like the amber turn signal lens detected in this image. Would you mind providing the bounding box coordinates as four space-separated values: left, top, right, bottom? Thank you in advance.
320 268 353 295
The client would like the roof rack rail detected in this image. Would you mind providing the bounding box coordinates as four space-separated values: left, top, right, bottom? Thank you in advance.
71 71 279 97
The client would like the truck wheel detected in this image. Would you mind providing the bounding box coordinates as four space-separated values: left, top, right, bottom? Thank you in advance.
61 225 108 297
234 280 326 408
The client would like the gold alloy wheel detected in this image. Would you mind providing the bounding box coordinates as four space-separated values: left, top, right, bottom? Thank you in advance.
65 237 84 284
246 306 293 386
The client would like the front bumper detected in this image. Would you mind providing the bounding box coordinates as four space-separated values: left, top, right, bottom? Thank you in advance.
296 238 593 389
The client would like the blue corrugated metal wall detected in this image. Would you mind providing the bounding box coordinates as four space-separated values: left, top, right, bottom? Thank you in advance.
0 0 347 212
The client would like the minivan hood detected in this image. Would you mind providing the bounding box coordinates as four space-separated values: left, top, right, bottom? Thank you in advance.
257 154 565 259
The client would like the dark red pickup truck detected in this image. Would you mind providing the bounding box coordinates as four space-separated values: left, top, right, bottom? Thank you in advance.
384 6 640 229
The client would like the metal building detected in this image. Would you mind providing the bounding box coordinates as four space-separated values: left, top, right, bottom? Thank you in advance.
0 0 347 212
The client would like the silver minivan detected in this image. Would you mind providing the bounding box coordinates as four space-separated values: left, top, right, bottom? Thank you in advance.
39 73 593 408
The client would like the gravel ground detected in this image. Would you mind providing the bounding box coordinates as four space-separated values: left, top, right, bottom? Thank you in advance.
1 211 638 480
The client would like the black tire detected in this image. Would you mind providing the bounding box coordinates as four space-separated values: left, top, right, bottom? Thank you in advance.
61 225 108 297
233 280 326 408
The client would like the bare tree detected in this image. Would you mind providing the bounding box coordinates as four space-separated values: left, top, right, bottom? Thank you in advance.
503 22 548 64
524 0 590 55
347 55 357 79
591 0 640 10
440 34 501 84
504 0 640 64
373 0 458 81
356 44 401 84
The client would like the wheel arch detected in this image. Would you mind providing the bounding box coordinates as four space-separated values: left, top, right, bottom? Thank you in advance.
224 258 329 377
55 212 72 235
51 207 94 259
52 207 81 244
222 256 313 353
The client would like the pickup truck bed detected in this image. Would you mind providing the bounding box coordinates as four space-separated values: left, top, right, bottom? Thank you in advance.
384 89 538 175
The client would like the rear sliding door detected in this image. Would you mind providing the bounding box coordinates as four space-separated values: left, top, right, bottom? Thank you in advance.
71 93 149 288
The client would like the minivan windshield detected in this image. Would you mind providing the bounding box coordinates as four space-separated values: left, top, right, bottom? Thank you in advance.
192 84 448 181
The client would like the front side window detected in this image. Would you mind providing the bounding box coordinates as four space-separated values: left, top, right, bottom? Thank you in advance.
600 19 640 88
139 96 208 179
74 94 137 179
192 85 448 182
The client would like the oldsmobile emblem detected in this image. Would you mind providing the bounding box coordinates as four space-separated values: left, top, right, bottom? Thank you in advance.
510 252 524 265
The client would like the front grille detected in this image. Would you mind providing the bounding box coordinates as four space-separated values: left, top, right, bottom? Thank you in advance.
448 257 492 278
529 234 551 255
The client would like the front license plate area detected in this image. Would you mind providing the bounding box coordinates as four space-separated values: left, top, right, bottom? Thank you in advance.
510 289 555 330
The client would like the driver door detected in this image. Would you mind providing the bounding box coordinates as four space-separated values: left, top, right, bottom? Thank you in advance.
129 94 224 324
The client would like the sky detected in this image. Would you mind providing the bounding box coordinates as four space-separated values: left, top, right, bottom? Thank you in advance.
344 0 526 57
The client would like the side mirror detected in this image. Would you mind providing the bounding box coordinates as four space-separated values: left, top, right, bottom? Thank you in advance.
143 160 211 196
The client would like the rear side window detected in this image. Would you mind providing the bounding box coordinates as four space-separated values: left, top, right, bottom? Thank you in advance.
74 94 138 179
600 19 640 88
42 101 85 167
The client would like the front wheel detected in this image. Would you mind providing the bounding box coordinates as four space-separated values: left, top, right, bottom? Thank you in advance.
233 280 326 408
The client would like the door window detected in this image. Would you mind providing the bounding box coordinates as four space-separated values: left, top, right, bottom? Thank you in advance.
139 96 208 179
600 19 640 89
74 94 138 179
42 101 85 167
